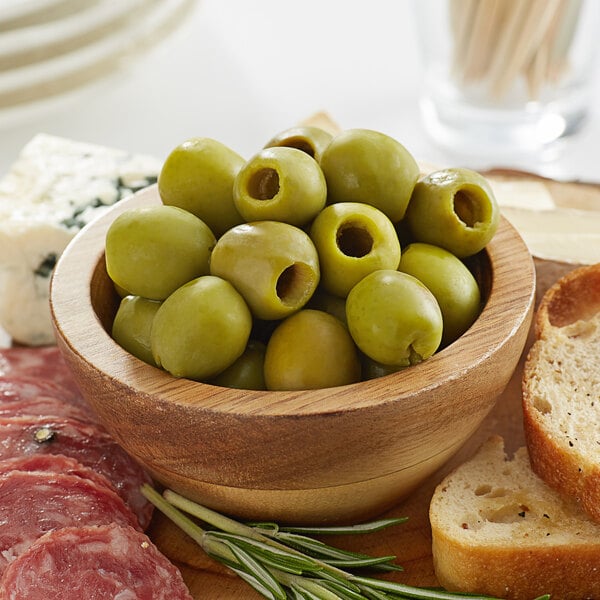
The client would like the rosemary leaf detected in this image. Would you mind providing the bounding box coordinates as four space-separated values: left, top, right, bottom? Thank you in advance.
222 538 287 600
279 518 409 536
318 578 372 600
229 564 282 600
359 586 390 600
274 531 401 571
351 576 502 600
287 578 348 600
289 583 329 600
211 531 321 575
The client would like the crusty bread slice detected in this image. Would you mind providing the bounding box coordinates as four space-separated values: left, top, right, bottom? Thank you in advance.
522 263 600 523
429 435 600 600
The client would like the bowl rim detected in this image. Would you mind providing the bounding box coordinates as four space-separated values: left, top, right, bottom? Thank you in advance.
50 184 536 418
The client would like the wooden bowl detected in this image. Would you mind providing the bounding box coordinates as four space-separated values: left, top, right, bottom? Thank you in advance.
50 185 535 524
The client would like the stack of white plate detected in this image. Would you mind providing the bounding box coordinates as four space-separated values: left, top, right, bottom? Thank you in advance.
0 0 195 127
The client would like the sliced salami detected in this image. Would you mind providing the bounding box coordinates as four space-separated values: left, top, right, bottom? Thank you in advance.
0 375 98 419
0 376 78 403
0 471 140 576
0 454 119 498
0 346 81 398
0 415 154 530
0 524 194 600
0 394 92 423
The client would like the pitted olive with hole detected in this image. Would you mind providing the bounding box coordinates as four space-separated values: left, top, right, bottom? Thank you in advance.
158 137 245 237
105 205 216 300
398 242 481 347
264 309 361 391
346 270 443 367
309 202 401 298
233 147 327 227
320 128 420 222
405 167 499 258
104 125 499 390
264 125 333 162
151 275 252 380
209 220 320 320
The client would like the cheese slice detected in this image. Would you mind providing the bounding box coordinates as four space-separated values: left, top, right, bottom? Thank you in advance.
0 133 161 345
489 179 556 211
501 206 600 265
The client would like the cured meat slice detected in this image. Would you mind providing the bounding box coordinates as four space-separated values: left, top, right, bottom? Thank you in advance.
0 415 154 530
0 394 92 422
0 454 119 497
0 375 98 419
0 375 78 403
0 524 194 600
0 346 81 398
0 471 140 576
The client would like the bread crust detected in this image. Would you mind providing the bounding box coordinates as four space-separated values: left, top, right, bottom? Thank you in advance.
522 263 600 523
534 262 600 335
433 527 600 600
430 435 600 600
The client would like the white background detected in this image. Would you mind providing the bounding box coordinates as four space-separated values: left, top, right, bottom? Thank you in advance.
1 0 599 181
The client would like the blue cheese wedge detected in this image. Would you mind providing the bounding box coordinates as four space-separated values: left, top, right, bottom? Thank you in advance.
0 133 161 346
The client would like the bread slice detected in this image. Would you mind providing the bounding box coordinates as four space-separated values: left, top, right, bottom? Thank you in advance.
522 263 600 523
429 435 600 600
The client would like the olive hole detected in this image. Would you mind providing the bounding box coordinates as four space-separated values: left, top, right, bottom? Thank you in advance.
280 137 315 158
453 188 484 228
276 263 315 307
336 223 374 257
247 168 280 200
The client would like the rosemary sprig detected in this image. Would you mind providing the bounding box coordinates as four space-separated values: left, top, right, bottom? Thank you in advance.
141 484 550 600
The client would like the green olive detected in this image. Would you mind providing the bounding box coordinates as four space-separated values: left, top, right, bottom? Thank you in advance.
307 288 347 326
405 168 499 258
209 221 320 320
210 340 267 390
319 128 420 222
346 270 443 367
158 137 245 237
398 242 481 347
113 282 131 298
264 126 333 162
309 202 401 297
151 275 252 380
233 147 326 227
111 295 161 366
105 205 216 300
360 353 406 380
264 309 361 390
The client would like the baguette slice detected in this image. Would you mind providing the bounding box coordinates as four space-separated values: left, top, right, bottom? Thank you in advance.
430 435 600 600
522 263 600 522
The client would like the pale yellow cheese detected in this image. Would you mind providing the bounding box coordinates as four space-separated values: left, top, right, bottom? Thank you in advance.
501 206 600 265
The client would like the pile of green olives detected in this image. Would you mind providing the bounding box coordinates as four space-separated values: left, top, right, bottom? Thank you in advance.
105 126 500 391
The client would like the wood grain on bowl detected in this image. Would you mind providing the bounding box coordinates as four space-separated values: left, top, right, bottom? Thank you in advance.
50 185 535 525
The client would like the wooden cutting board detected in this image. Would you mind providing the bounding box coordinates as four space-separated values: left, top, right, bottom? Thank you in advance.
146 169 599 599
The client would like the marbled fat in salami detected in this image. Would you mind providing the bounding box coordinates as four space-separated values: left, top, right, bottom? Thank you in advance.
0 393 92 423
0 524 194 600
0 454 119 498
0 346 81 399
0 376 78 403
0 471 140 576
0 375 98 420
0 415 154 530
